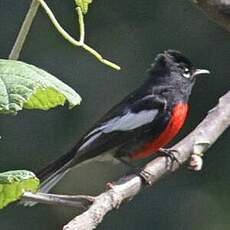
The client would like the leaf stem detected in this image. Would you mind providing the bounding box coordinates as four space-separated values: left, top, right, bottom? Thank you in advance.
8 0 40 60
77 7 85 44
37 0 121 70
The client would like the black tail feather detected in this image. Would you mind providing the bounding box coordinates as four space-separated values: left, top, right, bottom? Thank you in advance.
37 147 76 182
22 148 77 206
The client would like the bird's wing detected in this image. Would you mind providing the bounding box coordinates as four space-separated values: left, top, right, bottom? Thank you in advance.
75 94 168 162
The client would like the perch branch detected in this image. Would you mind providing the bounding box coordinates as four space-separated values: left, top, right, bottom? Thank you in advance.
63 90 230 230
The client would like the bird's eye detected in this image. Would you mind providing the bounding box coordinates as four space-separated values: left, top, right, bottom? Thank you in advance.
182 68 190 78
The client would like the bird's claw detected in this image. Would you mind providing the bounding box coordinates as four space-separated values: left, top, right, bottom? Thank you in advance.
138 170 153 185
158 148 181 170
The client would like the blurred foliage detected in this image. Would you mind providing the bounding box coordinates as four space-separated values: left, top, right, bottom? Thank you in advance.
75 0 93 14
0 170 39 209
0 59 81 115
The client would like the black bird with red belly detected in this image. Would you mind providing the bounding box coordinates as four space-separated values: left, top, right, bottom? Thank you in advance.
36 50 210 194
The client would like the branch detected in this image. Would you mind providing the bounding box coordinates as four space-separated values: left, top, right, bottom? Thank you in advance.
8 0 40 60
63 90 230 230
190 0 230 32
22 192 94 209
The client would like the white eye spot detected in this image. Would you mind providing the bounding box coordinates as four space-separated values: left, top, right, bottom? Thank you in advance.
182 68 190 78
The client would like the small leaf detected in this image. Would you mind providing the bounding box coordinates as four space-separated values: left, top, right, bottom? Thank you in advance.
0 170 39 209
0 59 82 115
75 0 93 14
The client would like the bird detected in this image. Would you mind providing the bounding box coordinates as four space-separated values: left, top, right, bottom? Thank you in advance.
36 49 210 194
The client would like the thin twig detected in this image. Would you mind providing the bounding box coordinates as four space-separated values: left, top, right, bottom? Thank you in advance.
22 192 94 209
63 90 230 230
77 7 85 44
8 0 40 60
37 0 121 70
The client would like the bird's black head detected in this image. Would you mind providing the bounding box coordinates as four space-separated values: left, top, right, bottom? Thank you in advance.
147 49 210 102
148 49 210 83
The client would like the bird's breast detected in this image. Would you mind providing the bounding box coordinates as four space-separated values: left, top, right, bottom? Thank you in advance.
130 103 189 160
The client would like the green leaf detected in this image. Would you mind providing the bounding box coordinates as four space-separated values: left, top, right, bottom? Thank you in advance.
75 0 93 14
0 59 82 115
0 170 39 209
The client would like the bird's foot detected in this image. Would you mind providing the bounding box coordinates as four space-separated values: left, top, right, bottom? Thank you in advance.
117 157 153 185
158 148 181 170
188 153 203 171
138 170 153 185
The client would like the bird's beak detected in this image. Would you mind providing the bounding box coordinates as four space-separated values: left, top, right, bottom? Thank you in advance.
192 69 210 77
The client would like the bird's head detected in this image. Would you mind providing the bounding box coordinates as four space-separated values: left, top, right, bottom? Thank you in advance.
148 49 210 84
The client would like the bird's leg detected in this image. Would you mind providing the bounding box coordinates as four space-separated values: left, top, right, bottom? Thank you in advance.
115 156 135 168
138 148 182 185
106 156 137 189
159 148 204 171
113 156 155 185
138 170 155 185
158 148 180 162
158 148 181 170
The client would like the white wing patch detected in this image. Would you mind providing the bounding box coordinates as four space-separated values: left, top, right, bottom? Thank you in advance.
79 110 158 151
103 110 158 132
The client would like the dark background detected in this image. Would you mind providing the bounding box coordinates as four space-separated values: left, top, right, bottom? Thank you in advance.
0 0 229 229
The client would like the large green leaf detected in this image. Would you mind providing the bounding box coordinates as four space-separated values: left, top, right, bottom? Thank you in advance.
0 170 39 209
75 0 93 14
0 59 82 115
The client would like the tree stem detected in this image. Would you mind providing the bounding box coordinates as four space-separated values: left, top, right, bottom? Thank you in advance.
77 7 85 43
8 0 40 60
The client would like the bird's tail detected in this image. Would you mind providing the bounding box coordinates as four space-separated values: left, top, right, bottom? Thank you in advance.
22 148 76 206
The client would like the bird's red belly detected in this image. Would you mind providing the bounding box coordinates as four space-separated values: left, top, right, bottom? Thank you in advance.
130 103 188 160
